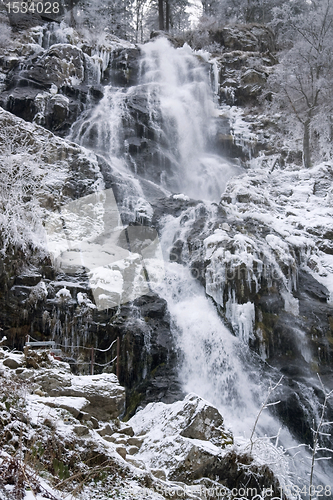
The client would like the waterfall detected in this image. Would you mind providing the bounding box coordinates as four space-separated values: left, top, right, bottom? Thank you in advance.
140 38 232 200
153 212 333 489
66 37 332 489
70 37 237 203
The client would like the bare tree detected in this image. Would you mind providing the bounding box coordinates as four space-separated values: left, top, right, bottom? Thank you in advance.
249 375 283 455
269 0 333 167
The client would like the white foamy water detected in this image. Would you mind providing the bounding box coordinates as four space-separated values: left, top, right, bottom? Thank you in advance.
140 37 236 200
151 213 333 492
70 37 236 202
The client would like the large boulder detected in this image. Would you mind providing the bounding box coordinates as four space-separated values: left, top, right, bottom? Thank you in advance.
1 43 88 131
129 393 233 480
128 394 284 496
5 43 86 91
27 368 126 421
58 373 126 420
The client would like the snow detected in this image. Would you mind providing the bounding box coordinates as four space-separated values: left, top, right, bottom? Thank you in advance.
173 193 190 201
23 481 62 500
36 395 89 410
3 351 24 363
71 372 119 389
280 290 299 316
129 393 228 474
77 292 96 308
56 286 71 299
223 105 257 156
222 160 333 301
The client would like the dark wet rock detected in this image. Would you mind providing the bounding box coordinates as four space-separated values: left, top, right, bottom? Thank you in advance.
273 383 319 446
215 35 277 107
111 293 183 417
107 47 141 87
7 11 44 31
220 24 275 53
197 451 285 499
257 293 284 314
7 44 85 90
0 38 105 134
296 270 329 303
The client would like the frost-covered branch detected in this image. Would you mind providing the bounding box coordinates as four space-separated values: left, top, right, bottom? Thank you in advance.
309 374 333 500
0 127 47 255
249 375 283 455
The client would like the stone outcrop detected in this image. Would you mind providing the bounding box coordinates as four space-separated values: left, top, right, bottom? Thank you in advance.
128 393 283 496
217 49 276 106
220 24 275 53
0 107 181 416
0 350 287 499
39 372 126 421
0 17 139 135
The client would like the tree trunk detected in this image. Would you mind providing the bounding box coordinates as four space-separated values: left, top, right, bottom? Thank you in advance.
159 0 164 30
70 0 76 27
165 0 170 31
303 118 311 168
245 0 252 23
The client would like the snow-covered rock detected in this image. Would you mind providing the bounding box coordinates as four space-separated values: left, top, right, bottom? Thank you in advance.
3 352 24 370
29 369 125 421
128 393 233 481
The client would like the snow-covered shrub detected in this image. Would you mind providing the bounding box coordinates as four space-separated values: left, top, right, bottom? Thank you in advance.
181 15 222 50
0 15 12 49
0 128 46 255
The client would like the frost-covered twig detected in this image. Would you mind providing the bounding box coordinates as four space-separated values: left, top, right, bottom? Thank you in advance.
249 375 283 455
309 374 333 500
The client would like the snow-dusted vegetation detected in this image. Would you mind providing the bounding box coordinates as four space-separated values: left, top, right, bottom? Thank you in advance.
0 0 333 498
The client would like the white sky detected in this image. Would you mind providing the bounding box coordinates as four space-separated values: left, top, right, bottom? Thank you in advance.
186 0 203 25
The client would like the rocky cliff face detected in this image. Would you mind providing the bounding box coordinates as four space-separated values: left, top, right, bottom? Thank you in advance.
0 106 180 415
152 163 333 444
0 11 333 489
0 349 287 499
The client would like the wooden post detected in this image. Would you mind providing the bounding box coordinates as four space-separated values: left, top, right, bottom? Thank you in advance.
116 337 120 380
91 347 94 376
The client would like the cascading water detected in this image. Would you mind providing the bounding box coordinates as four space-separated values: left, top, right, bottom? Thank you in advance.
139 38 236 200
70 37 237 203
67 37 332 491
153 210 333 490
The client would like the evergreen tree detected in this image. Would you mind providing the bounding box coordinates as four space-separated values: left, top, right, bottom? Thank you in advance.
157 0 190 32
